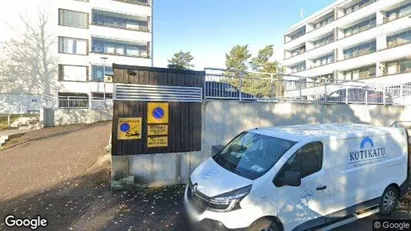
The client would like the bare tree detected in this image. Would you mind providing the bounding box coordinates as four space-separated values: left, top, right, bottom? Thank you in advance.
0 10 57 97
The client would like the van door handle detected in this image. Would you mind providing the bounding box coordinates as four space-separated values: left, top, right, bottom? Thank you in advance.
316 185 327 191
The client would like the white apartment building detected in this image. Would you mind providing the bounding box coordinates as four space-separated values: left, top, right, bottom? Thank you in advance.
0 0 153 112
282 0 411 89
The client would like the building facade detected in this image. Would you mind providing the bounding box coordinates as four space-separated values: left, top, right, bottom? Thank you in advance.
56 0 153 107
282 0 411 86
0 0 153 112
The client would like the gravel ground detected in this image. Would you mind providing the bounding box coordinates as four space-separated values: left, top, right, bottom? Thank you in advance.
0 122 410 231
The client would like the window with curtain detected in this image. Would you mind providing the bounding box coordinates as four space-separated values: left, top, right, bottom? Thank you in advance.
58 37 88 55
59 9 88 29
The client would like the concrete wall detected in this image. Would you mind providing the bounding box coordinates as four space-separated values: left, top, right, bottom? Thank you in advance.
202 101 411 152
112 101 411 188
54 108 112 126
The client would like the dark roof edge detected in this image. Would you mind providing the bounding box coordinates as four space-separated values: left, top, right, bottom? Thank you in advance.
112 64 205 75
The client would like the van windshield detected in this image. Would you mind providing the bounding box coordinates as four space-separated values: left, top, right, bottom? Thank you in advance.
212 132 297 180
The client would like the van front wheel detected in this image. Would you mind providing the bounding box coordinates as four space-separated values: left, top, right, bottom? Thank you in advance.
248 217 280 231
379 186 399 215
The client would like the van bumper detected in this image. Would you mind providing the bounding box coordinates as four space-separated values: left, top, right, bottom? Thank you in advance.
184 186 252 230
197 219 247 231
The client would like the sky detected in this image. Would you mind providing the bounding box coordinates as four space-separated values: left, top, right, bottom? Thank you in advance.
153 0 336 70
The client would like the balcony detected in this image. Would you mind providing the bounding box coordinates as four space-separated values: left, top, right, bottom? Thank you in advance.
383 2 411 23
383 11 411 23
92 9 149 33
343 21 376 39
340 0 377 19
91 37 150 58
113 0 150 6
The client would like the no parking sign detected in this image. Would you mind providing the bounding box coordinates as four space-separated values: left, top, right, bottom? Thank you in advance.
117 117 142 140
147 103 169 124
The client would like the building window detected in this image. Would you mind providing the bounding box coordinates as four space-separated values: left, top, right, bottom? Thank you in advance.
343 40 376 59
290 62 306 73
314 15 334 29
387 29 411 48
311 73 334 83
344 0 375 16
91 38 148 57
312 53 334 68
59 9 89 29
313 33 334 48
113 0 149 6
58 65 89 81
92 9 149 31
91 65 114 81
288 26 306 41
384 58 411 76
290 45 306 57
58 37 88 55
344 16 376 37
386 2 411 22
344 65 376 80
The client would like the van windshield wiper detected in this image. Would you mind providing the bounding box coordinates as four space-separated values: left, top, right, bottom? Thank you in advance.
216 155 237 171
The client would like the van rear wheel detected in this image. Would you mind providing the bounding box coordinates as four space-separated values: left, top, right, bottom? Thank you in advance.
248 217 280 231
379 186 399 215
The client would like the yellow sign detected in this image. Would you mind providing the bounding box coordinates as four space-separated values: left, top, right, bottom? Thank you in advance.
117 117 142 140
148 103 169 124
147 136 168 148
148 124 168 136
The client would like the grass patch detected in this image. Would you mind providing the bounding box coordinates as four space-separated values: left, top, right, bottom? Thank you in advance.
0 114 39 131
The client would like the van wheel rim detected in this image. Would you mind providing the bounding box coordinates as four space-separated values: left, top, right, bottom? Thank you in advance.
383 190 396 211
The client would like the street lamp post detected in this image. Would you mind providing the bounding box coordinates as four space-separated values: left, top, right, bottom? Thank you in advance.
101 57 108 108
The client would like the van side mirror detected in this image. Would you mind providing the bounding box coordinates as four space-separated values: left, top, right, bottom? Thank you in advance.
282 170 301 187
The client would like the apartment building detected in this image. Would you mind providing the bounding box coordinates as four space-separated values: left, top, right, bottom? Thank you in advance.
0 0 152 112
282 0 411 87
56 0 153 107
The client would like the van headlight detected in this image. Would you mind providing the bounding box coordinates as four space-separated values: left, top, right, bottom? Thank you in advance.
208 185 252 212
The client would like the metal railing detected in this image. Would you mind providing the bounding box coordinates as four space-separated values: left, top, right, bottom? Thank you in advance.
58 98 114 109
204 68 411 105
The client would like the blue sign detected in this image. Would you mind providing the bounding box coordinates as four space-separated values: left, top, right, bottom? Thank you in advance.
120 123 130 132
152 107 164 119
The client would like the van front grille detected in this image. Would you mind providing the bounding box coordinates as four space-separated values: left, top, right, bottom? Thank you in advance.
187 183 210 213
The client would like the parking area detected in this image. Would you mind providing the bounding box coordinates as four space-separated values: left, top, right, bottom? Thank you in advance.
1 122 410 230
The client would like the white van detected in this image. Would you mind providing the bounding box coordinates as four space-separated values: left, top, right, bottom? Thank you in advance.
184 124 410 231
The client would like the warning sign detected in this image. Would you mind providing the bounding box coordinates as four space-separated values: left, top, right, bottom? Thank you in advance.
118 117 142 140
147 136 168 148
148 124 168 136
148 103 169 124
